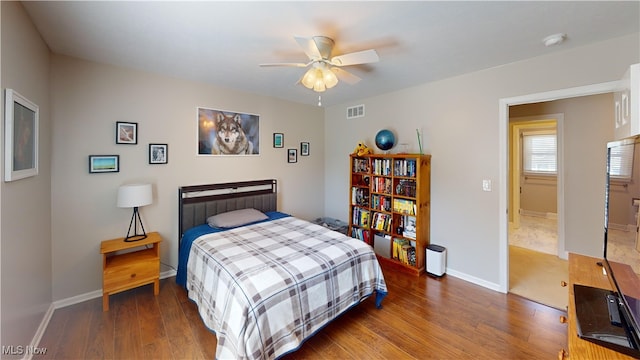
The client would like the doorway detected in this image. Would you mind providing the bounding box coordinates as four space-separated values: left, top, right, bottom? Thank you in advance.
509 116 561 255
498 81 622 294
507 115 565 309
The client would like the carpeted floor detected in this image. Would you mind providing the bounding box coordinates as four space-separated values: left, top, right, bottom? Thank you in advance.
509 245 568 311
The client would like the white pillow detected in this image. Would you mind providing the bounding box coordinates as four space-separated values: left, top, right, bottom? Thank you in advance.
207 208 268 228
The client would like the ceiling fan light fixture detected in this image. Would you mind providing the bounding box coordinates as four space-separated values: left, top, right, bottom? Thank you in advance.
322 67 338 89
301 68 319 89
301 64 336 92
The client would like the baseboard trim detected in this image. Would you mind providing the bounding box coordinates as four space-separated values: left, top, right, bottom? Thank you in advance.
520 210 557 219
22 303 55 360
445 268 502 293
52 269 177 309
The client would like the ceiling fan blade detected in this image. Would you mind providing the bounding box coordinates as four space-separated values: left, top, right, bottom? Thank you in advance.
332 67 361 85
330 49 379 66
295 36 322 60
259 62 309 68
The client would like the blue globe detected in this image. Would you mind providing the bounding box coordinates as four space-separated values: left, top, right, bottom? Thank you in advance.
375 129 396 151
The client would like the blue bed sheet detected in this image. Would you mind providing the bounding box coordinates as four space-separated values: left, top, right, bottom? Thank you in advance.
176 211 290 287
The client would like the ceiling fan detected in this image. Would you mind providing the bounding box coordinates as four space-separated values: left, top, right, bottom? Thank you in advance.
259 36 379 92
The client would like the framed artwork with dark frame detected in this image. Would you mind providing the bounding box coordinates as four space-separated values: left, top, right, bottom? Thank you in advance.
288 148 297 163
301 142 310 156
89 155 120 173
198 107 260 155
149 143 168 164
273 133 284 148
4 89 39 182
116 121 138 144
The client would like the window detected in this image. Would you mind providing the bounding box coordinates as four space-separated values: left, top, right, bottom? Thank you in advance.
609 143 634 180
523 131 557 175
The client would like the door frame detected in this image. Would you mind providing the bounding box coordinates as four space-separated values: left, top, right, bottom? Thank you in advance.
498 80 622 293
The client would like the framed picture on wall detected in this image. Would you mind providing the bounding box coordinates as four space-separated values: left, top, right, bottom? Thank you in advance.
197 107 259 155
301 142 310 156
149 143 168 164
116 121 138 144
4 89 39 182
89 155 120 173
288 148 297 163
273 133 284 148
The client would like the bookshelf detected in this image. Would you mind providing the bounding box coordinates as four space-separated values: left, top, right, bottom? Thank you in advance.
349 153 431 275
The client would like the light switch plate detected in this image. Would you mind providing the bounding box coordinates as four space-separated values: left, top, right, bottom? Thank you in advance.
482 179 492 192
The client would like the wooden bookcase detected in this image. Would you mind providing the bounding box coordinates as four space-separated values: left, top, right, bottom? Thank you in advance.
349 153 431 275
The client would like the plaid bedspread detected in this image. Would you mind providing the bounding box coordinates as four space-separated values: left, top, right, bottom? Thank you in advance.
186 216 387 360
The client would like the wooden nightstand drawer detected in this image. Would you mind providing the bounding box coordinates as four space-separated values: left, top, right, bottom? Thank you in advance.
103 250 159 292
101 232 162 311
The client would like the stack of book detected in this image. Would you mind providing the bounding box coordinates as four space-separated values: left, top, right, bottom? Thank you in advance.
351 187 369 206
393 198 416 215
372 194 391 212
392 238 416 266
351 208 370 228
371 212 392 232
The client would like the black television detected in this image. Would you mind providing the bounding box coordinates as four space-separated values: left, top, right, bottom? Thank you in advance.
574 135 640 358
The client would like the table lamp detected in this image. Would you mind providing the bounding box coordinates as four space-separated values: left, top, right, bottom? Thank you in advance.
117 183 153 242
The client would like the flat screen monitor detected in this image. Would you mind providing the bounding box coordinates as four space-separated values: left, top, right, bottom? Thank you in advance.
575 135 640 358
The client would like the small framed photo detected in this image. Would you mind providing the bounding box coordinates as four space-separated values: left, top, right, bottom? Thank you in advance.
287 148 297 163
89 155 119 173
149 143 168 164
273 133 284 148
4 89 39 182
301 142 310 156
116 121 138 144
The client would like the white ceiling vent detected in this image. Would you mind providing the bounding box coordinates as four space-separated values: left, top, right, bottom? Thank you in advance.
347 104 365 119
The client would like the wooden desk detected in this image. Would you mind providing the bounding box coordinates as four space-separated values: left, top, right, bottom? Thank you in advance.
566 253 636 359
100 232 161 311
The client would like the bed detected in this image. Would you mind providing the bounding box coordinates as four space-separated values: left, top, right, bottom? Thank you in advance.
176 179 388 360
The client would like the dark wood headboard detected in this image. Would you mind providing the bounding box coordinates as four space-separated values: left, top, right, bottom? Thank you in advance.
178 179 278 243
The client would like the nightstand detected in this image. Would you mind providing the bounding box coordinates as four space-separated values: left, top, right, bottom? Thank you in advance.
100 232 161 311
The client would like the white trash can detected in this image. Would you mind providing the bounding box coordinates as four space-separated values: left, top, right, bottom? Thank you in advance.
426 244 446 277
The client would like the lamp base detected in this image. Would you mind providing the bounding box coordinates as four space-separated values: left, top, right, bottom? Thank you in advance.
124 207 148 242
124 234 148 242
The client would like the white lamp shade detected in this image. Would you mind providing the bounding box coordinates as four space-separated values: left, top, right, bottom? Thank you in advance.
117 183 153 208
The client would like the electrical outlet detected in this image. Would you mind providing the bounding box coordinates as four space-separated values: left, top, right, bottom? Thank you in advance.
482 179 492 192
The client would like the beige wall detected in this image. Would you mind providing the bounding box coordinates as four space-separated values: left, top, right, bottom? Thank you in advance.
1 1 52 354
50 55 325 301
324 33 639 286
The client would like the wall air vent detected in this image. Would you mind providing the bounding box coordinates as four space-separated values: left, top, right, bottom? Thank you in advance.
346 104 365 119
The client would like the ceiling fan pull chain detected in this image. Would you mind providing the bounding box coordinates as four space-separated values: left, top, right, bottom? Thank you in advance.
318 95 322 107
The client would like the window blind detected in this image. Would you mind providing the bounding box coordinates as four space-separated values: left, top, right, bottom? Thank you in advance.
523 133 557 174
609 144 634 179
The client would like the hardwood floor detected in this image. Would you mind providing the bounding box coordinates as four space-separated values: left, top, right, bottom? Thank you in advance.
35 262 567 359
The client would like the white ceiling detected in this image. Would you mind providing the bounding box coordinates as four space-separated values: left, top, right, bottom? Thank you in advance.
21 1 640 107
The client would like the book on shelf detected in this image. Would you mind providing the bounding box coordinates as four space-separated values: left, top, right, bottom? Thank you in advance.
373 177 393 194
392 238 416 266
352 158 369 173
373 158 392 176
393 159 417 177
351 227 371 244
351 187 369 206
372 212 392 232
393 198 415 214
395 179 417 197
402 215 416 239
